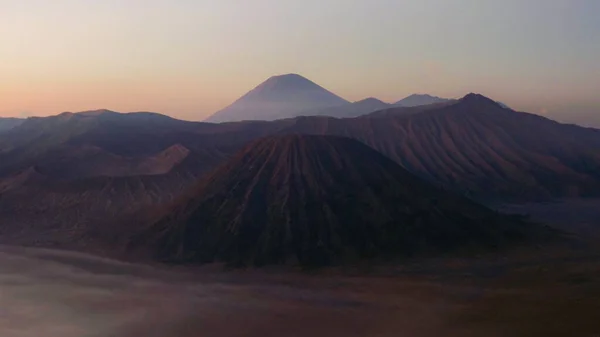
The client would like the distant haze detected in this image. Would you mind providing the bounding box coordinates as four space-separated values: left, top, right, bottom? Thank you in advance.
206 74 348 122
1 1 599 124
395 94 450 107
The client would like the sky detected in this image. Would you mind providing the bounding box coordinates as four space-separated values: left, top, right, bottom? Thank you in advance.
1 0 599 123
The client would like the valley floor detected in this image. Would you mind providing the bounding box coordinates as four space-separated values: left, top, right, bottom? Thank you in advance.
1 244 599 337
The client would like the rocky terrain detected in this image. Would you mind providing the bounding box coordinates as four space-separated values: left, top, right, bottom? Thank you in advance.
131 135 550 266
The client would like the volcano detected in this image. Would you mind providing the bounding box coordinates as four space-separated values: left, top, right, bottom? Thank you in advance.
133 134 546 266
205 74 348 123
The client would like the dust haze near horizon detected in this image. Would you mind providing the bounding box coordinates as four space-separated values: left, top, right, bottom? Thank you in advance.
1 0 599 123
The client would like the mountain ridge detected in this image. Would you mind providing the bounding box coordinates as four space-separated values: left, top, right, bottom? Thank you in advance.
0 117 25 133
2 93 599 199
130 134 546 266
0 94 597 255
395 94 451 107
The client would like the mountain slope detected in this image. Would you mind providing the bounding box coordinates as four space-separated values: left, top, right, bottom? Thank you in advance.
32 144 190 179
132 135 544 266
0 167 202 251
283 94 600 199
0 118 24 133
0 110 217 177
205 74 349 123
2 94 600 201
0 96 597 254
299 97 392 118
395 94 451 107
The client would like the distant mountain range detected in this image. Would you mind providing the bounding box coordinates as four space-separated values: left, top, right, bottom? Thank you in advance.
0 90 597 259
202 74 517 122
2 94 599 200
204 73 460 122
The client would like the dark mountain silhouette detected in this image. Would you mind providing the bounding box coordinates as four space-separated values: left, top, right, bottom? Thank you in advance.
205 74 349 123
0 165 203 251
132 135 545 266
2 94 600 199
395 94 451 107
298 97 391 118
0 109 208 177
0 117 24 133
283 93 600 199
0 95 597 253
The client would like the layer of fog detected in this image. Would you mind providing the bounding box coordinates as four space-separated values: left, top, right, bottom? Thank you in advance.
0 246 459 337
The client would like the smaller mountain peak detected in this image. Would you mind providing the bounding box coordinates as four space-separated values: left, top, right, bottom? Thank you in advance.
354 97 386 105
462 92 487 100
460 93 501 106
395 94 449 107
408 93 436 99
459 94 513 111
461 92 492 100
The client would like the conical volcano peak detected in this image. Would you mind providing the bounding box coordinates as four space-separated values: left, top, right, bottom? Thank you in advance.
408 93 437 99
254 73 324 92
265 73 311 83
205 74 348 123
134 134 544 267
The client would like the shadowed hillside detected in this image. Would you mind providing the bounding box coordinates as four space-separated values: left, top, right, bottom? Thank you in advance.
0 160 207 252
131 135 548 267
0 117 24 133
2 94 600 200
282 94 600 199
0 109 284 180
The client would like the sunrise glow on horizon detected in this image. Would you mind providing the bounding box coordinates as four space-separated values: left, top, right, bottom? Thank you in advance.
2 0 599 122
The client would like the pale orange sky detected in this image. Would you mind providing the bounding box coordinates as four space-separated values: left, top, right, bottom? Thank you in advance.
2 0 599 122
